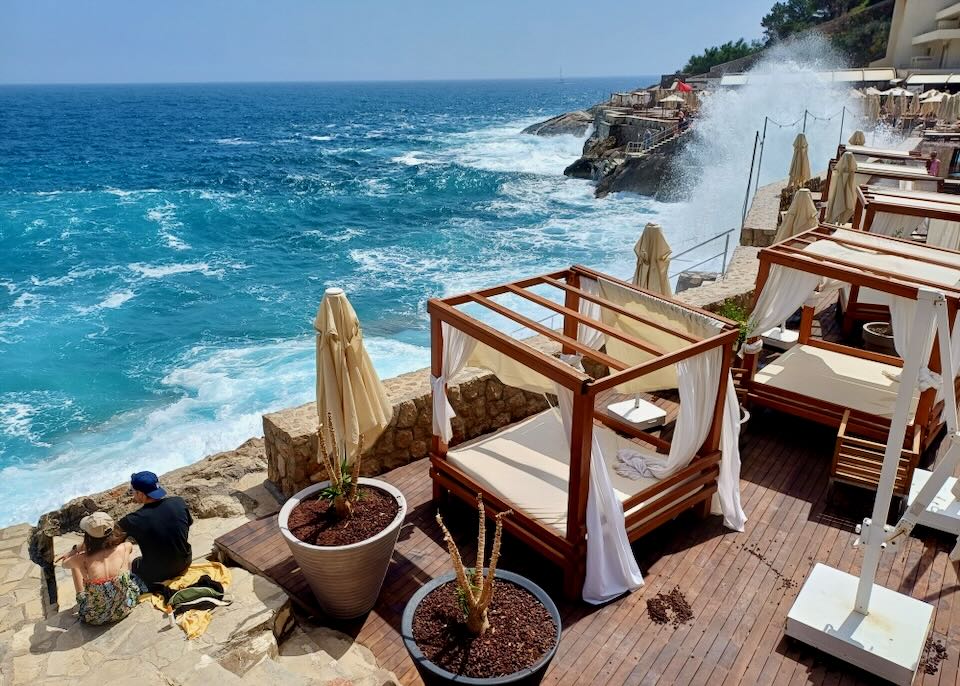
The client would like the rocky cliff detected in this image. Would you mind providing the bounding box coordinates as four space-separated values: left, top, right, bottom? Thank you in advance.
521 109 594 136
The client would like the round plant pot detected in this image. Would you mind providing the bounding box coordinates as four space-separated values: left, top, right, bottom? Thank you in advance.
278 477 405 619
401 570 561 686
863 321 896 355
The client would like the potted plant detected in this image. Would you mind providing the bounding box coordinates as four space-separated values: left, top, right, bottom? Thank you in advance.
278 414 406 619
401 494 561 685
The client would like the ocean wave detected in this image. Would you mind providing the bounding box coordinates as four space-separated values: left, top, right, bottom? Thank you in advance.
443 118 587 176
305 135 335 142
0 402 49 447
12 292 49 309
0 334 429 526
390 151 441 167
128 262 224 279
73 290 135 314
214 137 258 145
29 265 124 288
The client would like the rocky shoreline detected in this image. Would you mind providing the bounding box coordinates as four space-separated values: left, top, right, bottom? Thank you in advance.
523 87 690 198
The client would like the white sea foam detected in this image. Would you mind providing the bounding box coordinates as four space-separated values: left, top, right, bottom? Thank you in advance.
0 335 429 526
215 137 257 145
12 292 48 309
0 402 47 446
146 201 192 251
443 120 587 176
305 135 335 142
390 151 440 166
666 35 882 250
73 290 135 314
128 262 224 279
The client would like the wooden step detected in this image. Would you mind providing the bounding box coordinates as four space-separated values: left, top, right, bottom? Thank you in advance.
830 409 920 498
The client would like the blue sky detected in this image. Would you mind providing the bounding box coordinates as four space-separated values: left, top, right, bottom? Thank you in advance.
1 0 772 84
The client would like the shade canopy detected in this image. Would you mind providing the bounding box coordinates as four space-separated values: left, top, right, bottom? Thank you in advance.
632 222 672 296
659 94 685 104
825 152 858 224
847 130 866 146
314 287 393 461
776 189 819 243
789 133 811 188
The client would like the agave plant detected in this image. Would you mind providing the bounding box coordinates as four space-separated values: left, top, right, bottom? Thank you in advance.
312 412 364 519
436 493 512 635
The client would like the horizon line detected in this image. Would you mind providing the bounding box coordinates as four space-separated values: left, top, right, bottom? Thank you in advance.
0 73 665 88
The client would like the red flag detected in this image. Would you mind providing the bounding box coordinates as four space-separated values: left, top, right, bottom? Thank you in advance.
676 81 693 93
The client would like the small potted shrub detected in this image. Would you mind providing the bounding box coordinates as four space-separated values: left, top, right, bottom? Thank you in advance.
402 494 561 685
278 415 406 619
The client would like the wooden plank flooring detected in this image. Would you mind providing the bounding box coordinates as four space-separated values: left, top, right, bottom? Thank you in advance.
215 408 960 685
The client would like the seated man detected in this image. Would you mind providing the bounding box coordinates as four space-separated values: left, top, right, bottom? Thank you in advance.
117 471 193 585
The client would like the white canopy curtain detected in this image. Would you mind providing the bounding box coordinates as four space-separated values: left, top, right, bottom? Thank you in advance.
928 219 960 250
573 279 747 532
745 265 822 341
868 211 927 239
612 343 747 532
577 277 605 350
431 322 478 444
554 383 644 604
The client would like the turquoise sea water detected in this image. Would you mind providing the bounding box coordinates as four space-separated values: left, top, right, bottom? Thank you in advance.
0 77 692 525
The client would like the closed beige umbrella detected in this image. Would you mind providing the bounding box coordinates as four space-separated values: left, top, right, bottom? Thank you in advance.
825 152 858 224
848 130 866 146
788 133 811 188
314 287 392 462
632 222 672 295
775 189 819 243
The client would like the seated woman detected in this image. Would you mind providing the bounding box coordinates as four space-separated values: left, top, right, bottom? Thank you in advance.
59 511 141 625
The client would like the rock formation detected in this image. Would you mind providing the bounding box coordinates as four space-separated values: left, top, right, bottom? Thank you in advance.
521 109 594 136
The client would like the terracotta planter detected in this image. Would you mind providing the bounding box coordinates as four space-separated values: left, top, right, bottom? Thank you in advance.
401 570 561 686
278 478 405 619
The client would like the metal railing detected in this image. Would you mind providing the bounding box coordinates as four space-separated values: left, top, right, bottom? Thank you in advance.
668 228 736 278
625 126 680 156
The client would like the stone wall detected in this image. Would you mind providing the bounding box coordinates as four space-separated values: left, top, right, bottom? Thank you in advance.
264 368 550 498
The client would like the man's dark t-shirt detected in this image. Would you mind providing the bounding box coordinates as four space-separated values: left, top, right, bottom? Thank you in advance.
119 496 193 583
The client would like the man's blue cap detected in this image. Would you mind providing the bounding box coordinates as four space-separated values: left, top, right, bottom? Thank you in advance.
130 471 166 499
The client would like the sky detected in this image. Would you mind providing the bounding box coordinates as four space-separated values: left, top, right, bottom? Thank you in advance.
1 0 773 84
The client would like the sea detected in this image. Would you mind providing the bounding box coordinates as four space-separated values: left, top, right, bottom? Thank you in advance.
1 77 697 526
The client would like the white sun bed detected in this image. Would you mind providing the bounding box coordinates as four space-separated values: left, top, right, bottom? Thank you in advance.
446 409 691 536
754 344 918 421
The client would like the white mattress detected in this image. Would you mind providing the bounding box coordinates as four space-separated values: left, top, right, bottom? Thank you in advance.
446 409 688 536
754 344 918 420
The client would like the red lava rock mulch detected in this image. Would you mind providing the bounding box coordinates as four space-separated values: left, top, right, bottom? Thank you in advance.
412 579 557 678
646 586 694 628
287 485 399 546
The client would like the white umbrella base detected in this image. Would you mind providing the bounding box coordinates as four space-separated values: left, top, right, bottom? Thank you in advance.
760 326 799 351
606 398 667 430
785 563 933 686
908 468 960 535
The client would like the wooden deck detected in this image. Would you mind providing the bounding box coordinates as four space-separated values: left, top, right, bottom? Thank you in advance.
216 410 960 685
213 292 960 684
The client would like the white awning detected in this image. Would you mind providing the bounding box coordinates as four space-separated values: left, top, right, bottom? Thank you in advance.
905 73 959 85
719 74 748 86
862 68 897 82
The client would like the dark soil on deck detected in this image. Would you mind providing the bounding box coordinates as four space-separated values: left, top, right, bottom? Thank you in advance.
412 579 556 678
287 485 399 546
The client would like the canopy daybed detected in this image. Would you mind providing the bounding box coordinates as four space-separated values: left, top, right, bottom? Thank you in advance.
837 143 929 166
429 265 745 602
839 188 960 332
822 159 942 215
742 225 960 496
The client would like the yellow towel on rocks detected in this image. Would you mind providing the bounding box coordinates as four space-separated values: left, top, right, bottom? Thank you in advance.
140 561 232 639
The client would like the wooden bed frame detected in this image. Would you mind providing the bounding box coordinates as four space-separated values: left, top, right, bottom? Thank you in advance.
838 187 960 333
820 157 944 222
836 143 930 165
742 225 960 475
428 265 740 599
